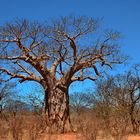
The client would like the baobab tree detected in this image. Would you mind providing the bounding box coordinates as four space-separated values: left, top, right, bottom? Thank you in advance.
0 16 125 132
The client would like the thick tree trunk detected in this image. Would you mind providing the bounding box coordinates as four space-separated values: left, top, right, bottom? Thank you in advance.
44 86 72 133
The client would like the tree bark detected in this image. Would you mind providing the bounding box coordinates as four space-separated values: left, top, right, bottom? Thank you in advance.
44 85 72 133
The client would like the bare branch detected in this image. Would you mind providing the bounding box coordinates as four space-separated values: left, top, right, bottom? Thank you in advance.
61 32 77 63
0 67 41 83
92 65 100 76
50 58 62 74
15 61 34 76
71 75 98 82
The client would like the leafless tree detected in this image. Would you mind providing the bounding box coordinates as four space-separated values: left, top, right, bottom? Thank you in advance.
27 92 44 115
0 16 125 132
0 82 15 114
126 65 140 134
5 99 28 117
94 76 130 139
95 65 140 135
70 92 92 115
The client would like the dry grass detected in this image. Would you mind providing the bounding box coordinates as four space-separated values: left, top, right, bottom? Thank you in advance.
0 110 140 140
0 112 47 140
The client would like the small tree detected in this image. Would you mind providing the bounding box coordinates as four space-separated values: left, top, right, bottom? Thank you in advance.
0 16 125 132
0 82 15 114
70 92 92 115
27 92 44 115
5 99 27 117
94 76 130 139
126 65 140 134
95 66 140 136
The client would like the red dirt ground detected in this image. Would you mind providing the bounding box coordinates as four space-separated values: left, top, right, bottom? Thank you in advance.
40 133 77 140
2 132 140 140
128 136 140 140
48 135 140 140
41 134 140 140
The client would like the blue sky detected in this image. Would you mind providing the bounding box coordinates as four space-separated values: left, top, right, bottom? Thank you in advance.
0 0 140 94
